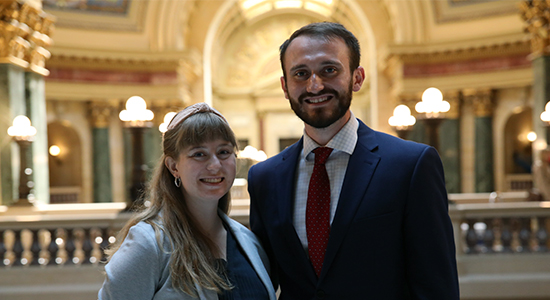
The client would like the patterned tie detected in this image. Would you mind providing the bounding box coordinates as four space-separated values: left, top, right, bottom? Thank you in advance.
306 146 333 277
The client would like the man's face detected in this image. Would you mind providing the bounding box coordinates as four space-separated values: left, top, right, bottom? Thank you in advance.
281 35 364 128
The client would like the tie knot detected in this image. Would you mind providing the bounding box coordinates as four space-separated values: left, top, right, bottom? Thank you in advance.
313 147 333 165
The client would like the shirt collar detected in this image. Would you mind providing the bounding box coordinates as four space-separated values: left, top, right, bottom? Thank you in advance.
302 111 359 159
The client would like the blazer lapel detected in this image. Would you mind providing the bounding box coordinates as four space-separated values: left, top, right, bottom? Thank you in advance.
221 214 277 300
271 139 318 281
319 121 381 280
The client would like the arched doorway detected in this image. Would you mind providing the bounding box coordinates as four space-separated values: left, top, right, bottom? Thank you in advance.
503 107 534 191
47 121 83 203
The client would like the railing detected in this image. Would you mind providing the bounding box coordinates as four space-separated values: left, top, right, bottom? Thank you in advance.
1 195 550 300
449 196 550 300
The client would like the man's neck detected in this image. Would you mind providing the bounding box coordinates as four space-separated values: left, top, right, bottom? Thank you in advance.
304 110 351 146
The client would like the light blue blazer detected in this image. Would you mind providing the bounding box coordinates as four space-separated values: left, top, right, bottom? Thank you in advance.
98 211 277 300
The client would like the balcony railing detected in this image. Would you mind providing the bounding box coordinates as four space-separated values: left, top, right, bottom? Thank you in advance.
0 194 549 300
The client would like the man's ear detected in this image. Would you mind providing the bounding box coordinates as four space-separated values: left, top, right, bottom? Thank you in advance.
164 156 178 177
352 66 365 92
280 76 289 99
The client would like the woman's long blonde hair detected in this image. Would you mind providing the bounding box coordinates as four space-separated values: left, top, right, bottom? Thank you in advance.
106 110 238 297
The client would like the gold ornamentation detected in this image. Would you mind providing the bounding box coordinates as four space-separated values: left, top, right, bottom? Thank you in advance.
89 101 113 128
520 0 550 57
0 0 55 75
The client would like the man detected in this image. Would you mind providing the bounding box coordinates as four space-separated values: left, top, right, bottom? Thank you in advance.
248 22 459 299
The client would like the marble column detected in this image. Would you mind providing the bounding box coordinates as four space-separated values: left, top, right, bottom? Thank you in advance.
465 89 495 193
521 1 550 150
439 91 461 193
0 65 26 204
89 102 113 202
0 0 54 204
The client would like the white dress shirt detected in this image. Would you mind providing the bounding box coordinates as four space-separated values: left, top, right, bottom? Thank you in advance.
293 112 359 253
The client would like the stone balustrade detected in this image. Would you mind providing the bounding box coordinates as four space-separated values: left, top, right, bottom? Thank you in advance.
0 195 549 299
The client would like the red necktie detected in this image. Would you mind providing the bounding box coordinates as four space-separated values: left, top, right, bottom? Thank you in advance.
306 147 333 277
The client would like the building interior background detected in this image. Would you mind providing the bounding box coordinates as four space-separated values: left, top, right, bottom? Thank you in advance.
1 0 550 299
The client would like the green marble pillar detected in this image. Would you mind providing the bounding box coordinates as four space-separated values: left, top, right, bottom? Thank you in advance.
0 65 26 204
90 103 113 203
475 116 494 192
25 72 49 204
408 120 426 145
92 128 112 202
144 127 162 180
532 56 550 148
439 119 461 193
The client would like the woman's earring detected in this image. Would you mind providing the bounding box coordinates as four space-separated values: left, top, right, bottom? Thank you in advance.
174 177 181 188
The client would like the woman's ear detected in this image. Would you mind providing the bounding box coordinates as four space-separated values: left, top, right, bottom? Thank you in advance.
164 156 178 177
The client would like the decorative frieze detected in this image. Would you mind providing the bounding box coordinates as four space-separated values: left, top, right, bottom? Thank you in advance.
0 0 55 76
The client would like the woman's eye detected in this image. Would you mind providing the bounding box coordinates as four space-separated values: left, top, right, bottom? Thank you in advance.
191 152 206 158
218 149 233 157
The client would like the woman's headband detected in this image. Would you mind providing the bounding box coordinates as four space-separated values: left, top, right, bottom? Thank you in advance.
167 102 228 131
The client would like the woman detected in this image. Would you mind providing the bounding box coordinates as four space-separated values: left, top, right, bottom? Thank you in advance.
99 103 276 300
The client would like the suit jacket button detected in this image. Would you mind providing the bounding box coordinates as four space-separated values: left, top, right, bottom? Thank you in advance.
316 289 326 298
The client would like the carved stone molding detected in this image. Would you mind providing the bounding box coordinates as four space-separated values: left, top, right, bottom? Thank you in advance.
463 88 495 117
520 0 550 57
0 0 55 76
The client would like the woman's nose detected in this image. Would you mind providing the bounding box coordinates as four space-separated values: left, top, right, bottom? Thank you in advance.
206 155 221 171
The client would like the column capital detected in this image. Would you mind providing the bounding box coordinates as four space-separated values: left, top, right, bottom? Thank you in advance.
88 101 113 128
150 103 184 127
463 88 495 117
520 0 550 57
0 0 55 75
443 90 461 119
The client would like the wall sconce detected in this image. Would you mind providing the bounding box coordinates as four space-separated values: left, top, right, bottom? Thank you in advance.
119 96 154 208
389 104 416 139
7 115 37 206
527 132 537 143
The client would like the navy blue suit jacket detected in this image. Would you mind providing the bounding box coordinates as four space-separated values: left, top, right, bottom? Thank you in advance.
248 120 459 299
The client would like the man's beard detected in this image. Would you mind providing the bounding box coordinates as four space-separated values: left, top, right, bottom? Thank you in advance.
289 81 353 129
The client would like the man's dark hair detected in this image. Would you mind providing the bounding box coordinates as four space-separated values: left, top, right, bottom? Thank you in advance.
279 22 361 78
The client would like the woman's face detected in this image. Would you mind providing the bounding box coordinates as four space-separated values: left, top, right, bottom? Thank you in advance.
167 138 236 206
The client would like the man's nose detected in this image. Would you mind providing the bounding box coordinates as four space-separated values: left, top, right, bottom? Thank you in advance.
306 73 323 94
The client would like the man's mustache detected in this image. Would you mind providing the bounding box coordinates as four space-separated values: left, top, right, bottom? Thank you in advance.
298 89 339 102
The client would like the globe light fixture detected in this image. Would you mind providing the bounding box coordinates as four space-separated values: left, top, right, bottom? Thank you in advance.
7 115 37 205
389 104 416 139
542 101 550 125
158 111 177 133
415 87 450 150
119 96 154 209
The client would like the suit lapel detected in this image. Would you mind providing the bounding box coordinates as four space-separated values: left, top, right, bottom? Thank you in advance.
319 121 380 281
271 139 318 280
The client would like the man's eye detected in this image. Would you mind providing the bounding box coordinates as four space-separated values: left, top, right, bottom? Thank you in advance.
325 67 336 73
295 71 308 77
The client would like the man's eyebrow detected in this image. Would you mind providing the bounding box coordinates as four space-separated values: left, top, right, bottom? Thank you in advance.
289 64 307 73
289 60 343 73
